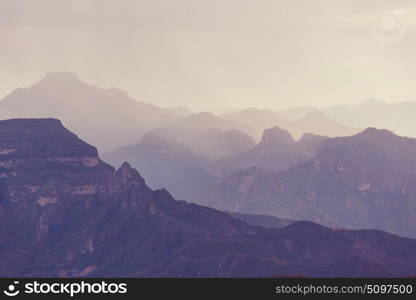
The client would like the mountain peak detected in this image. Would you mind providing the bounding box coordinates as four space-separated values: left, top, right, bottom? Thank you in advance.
259 126 295 147
115 161 147 189
358 127 396 139
119 161 133 171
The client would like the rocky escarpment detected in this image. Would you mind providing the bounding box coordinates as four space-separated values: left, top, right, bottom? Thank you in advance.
2 119 416 278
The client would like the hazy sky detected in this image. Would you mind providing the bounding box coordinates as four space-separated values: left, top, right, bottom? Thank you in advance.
1 0 416 111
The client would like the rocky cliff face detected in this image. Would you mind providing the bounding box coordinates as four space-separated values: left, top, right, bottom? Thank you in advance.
0 119 116 248
2 119 416 278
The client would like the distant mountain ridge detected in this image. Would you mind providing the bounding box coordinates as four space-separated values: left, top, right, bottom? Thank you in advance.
207 127 326 178
277 99 416 140
104 113 256 197
0 73 179 152
222 107 360 139
323 99 416 138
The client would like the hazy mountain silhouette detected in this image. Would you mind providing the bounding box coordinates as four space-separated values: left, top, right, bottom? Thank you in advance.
207 127 326 178
223 108 290 135
104 113 255 198
324 98 416 138
0 73 179 152
2 118 416 277
285 111 360 139
223 108 359 139
147 112 256 141
193 128 416 239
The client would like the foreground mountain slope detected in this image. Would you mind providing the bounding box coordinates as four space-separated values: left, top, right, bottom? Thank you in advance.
194 128 416 239
0 73 179 152
1 119 416 277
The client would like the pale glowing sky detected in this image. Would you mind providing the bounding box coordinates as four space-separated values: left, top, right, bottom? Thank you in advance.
1 0 416 111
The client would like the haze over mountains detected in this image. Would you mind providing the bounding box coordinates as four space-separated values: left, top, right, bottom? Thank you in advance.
193 128 416 239
2 118 416 277
3 73 415 152
223 108 360 139
0 73 364 154
103 112 256 196
0 73 179 153
3 73 416 277
277 99 416 139
207 128 326 179
324 99 416 139
4 0 416 280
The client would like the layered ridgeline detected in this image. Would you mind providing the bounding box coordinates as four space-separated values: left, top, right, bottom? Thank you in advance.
193 128 416 239
222 108 360 139
0 73 179 152
207 127 327 178
1 119 416 277
104 125 325 199
104 112 256 198
277 99 416 140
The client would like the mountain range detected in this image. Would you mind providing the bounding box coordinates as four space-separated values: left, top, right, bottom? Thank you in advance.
1 118 416 277
207 127 326 178
192 127 416 239
222 108 360 139
276 99 416 140
103 113 256 196
323 99 416 138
